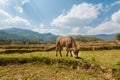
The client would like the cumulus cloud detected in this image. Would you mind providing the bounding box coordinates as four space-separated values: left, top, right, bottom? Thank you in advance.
71 27 80 35
112 10 120 23
0 9 30 29
111 0 120 7
33 23 60 34
87 21 120 34
88 9 120 34
0 9 11 19
0 0 8 5
105 1 120 12
14 6 23 13
51 2 120 35
21 0 29 5
0 0 29 13
52 3 102 27
13 0 29 13
51 3 102 35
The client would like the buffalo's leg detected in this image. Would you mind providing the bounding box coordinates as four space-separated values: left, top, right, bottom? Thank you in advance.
59 49 62 57
55 46 59 56
70 51 73 57
66 51 69 57
55 50 58 56
66 48 69 57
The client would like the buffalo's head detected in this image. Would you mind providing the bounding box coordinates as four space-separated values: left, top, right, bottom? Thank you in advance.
73 48 80 58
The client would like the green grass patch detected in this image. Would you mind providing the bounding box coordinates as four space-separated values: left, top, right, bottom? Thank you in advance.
0 50 120 79
116 61 120 66
0 63 105 80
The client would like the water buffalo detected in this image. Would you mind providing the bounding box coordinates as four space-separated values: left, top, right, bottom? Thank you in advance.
55 36 80 58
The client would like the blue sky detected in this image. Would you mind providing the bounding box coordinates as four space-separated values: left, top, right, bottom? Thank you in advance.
0 0 120 35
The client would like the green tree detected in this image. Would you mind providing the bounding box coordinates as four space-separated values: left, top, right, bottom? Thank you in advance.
116 33 120 40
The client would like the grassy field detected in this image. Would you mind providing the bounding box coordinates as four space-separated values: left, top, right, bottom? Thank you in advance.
0 49 120 80
0 41 120 54
0 63 103 80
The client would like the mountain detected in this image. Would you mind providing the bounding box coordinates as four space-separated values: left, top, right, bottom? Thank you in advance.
73 35 103 42
88 34 117 40
0 28 58 43
0 27 117 44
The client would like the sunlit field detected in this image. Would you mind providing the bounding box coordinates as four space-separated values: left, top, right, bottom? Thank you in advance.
0 41 120 80
0 63 103 80
0 48 120 80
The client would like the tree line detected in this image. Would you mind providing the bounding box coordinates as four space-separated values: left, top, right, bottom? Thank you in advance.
0 33 120 44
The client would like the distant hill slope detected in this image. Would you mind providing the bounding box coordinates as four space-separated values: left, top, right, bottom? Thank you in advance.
88 34 117 40
0 28 58 43
73 35 103 42
0 27 117 44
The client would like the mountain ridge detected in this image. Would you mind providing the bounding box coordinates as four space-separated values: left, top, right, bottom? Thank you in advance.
87 34 117 40
0 27 117 44
0 27 58 43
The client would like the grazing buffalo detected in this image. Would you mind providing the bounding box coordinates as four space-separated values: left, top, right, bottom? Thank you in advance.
55 36 80 58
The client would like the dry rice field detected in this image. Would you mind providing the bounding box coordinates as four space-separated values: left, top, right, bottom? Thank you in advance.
0 41 120 80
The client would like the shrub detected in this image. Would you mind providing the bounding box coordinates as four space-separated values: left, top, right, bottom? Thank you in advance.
116 33 120 40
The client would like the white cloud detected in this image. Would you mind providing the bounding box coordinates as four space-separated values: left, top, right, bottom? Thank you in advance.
52 3 102 26
87 21 120 34
33 23 59 34
0 0 29 5
0 9 30 29
111 0 120 7
0 9 11 19
71 27 80 35
21 0 29 5
0 0 8 5
0 0 29 13
112 10 120 23
14 6 23 13
88 10 120 34
52 3 102 27
51 2 120 35
105 1 120 12
3 16 30 27
14 0 29 13
51 3 102 35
